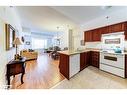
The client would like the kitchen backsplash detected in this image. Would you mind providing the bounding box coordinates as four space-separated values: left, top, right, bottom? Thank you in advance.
84 41 127 51
84 42 102 49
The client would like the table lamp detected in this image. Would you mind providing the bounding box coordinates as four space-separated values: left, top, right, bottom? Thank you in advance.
13 37 22 60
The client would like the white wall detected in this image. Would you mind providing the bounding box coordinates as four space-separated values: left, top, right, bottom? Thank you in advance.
0 7 22 86
58 28 69 49
73 26 81 50
56 25 81 50
79 7 127 49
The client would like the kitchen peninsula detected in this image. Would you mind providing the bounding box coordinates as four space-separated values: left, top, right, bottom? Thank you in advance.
59 48 127 79
58 49 100 79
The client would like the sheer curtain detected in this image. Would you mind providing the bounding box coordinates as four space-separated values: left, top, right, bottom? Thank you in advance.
32 38 47 49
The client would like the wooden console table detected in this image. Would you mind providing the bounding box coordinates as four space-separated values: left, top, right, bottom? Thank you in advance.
6 57 26 87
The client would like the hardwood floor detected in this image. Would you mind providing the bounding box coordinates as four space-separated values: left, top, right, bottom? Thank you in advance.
11 53 65 89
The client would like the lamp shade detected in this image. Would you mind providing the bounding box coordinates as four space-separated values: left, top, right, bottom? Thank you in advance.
13 37 22 45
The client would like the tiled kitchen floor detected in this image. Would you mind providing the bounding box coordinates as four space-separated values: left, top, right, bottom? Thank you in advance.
52 66 127 89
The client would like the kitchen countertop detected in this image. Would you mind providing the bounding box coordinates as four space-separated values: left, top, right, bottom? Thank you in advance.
58 48 101 55
58 48 127 55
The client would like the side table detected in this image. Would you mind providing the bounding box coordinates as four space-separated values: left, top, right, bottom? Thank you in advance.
6 57 26 88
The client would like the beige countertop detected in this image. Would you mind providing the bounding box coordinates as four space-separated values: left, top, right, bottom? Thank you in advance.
58 48 101 55
58 48 127 55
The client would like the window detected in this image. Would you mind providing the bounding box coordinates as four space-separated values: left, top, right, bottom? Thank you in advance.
32 38 47 49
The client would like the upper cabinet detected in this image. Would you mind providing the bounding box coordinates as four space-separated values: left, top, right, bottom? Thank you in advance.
108 22 126 33
125 30 127 40
84 21 127 42
92 29 101 41
84 30 92 42
100 26 108 34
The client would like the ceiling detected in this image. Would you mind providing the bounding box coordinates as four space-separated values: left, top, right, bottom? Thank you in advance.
16 6 76 34
52 6 126 25
16 6 127 34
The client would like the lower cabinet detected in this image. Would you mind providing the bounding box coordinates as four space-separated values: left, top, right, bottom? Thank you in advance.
125 55 127 78
80 52 90 71
90 51 100 68
59 54 69 79
59 51 100 79
59 53 80 79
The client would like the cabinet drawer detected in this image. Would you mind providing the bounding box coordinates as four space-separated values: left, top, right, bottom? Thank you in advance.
91 51 100 68
8 63 23 75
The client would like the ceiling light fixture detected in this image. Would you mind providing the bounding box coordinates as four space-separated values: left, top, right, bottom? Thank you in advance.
101 6 112 10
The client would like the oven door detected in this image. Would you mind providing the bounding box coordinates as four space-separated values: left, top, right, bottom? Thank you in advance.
100 52 124 69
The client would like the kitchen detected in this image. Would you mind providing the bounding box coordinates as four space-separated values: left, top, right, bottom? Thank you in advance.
58 21 127 79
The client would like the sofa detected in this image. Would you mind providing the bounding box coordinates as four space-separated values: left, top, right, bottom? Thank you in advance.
20 49 38 60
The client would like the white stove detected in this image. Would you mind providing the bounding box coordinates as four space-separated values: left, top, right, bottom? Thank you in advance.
100 32 125 78
100 51 125 78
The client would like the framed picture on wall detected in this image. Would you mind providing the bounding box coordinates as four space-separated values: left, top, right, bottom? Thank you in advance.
5 24 16 50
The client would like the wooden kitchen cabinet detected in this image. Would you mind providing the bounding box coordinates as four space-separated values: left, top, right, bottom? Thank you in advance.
59 53 80 79
80 51 90 71
59 54 69 79
92 29 101 41
91 51 100 68
100 26 109 34
125 31 127 40
84 21 127 42
84 30 92 42
108 22 126 33
125 55 127 78
124 22 127 40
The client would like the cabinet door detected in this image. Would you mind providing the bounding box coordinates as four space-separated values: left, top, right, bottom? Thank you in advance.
59 54 69 79
108 22 126 33
80 52 91 71
100 27 109 34
125 55 127 78
125 31 127 40
70 54 80 77
124 22 127 40
80 52 85 71
80 52 87 71
84 31 92 42
86 51 90 67
92 29 101 41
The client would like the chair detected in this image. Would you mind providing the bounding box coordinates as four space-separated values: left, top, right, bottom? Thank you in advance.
50 46 61 60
